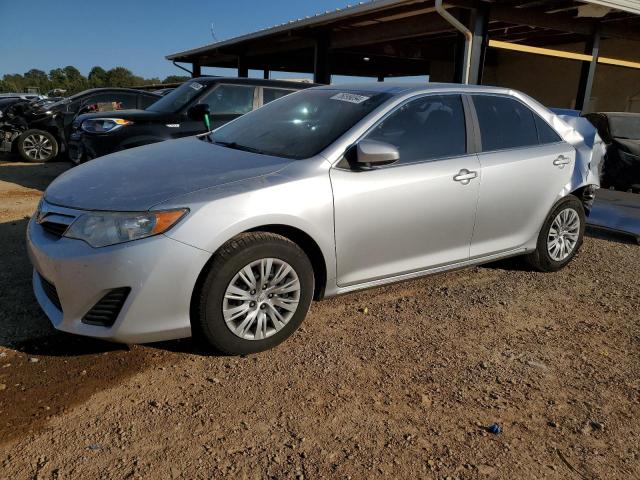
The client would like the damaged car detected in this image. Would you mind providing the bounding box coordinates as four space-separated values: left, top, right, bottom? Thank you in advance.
584 112 640 192
27 83 603 355
0 88 161 162
68 77 315 163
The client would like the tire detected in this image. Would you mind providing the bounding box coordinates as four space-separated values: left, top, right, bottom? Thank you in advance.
526 195 586 272
194 232 315 355
17 129 59 162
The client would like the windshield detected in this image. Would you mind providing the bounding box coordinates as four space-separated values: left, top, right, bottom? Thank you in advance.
609 115 640 140
211 89 392 159
146 81 207 113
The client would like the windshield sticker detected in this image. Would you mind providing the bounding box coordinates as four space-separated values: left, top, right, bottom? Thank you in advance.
189 82 204 91
330 93 370 104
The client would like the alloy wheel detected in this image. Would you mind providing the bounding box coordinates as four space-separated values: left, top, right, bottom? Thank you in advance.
23 134 53 161
222 258 301 341
547 208 580 261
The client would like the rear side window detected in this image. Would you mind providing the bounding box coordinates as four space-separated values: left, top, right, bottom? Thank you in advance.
365 94 467 164
534 115 562 144
263 88 293 105
473 95 538 151
198 84 255 115
139 94 159 109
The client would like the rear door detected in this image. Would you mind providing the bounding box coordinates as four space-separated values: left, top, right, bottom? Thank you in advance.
469 94 575 258
331 94 481 286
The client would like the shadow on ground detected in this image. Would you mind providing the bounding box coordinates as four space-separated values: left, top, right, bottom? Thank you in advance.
0 158 71 192
586 226 639 245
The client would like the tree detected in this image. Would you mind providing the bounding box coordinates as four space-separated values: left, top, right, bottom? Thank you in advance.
105 67 136 87
88 66 107 88
48 68 67 88
62 65 86 93
23 69 50 93
163 75 189 84
1 65 189 94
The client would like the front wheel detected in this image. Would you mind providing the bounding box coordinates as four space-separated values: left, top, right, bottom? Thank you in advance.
194 232 314 355
526 195 585 272
17 129 59 162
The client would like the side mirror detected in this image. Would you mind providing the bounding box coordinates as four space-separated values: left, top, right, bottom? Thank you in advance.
355 139 400 166
187 104 211 130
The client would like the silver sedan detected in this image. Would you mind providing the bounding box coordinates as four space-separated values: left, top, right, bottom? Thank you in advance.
27 83 603 354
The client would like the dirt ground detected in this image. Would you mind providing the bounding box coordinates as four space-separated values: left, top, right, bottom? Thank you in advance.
0 158 638 480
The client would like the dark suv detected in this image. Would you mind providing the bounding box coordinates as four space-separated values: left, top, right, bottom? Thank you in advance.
0 88 160 162
69 77 315 163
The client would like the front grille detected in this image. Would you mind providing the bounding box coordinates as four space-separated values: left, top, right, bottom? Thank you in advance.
40 220 69 238
39 274 62 311
82 288 131 327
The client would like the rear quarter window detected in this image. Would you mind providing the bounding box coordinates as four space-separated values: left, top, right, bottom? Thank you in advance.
534 115 562 144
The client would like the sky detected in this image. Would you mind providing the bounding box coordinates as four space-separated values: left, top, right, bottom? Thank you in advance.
0 0 368 80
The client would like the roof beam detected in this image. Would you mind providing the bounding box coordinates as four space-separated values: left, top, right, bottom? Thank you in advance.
331 12 455 48
488 3 640 41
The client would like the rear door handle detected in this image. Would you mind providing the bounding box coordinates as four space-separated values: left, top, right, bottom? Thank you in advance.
453 169 478 185
553 155 571 168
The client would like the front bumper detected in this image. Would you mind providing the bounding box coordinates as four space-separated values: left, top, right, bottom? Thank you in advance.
27 215 211 343
69 131 123 163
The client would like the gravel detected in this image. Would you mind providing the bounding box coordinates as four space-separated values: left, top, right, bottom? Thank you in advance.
1 159 638 478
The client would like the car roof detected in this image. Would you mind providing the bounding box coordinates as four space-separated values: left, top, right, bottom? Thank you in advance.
74 87 161 96
190 76 318 89
308 82 528 96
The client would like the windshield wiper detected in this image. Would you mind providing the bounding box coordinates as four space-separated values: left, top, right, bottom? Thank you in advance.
212 139 266 155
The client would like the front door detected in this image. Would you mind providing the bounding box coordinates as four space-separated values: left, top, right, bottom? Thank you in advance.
331 94 481 287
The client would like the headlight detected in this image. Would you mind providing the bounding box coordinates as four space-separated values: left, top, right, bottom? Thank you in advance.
64 209 188 247
81 118 133 133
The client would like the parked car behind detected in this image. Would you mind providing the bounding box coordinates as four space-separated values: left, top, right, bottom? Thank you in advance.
0 97 30 118
27 83 602 355
0 88 161 162
584 112 640 192
68 77 316 163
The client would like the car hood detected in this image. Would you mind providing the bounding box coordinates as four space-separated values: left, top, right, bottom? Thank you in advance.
75 109 177 125
45 136 293 211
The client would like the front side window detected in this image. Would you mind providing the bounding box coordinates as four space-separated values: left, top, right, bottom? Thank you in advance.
198 84 255 115
473 95 538 151
212 89 392 160
146 80 209 113
365 94 467 164
79 93 136 114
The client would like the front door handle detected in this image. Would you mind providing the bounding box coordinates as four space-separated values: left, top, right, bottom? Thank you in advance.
553 155 571 168
453 169 478 185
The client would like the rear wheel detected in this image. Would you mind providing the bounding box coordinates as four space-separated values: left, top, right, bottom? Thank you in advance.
526 195 585 272
18 129 58 162
194 232 314 355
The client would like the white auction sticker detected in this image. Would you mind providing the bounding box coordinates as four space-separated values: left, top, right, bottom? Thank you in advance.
189 82 204 91
330 93 370 104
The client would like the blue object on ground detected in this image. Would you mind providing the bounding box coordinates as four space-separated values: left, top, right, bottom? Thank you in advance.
588 189 640 244
488 423 502 434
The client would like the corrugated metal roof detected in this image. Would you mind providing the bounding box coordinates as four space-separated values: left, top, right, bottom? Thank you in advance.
167 0 408 60
583 0 640 15
166 0 640 61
